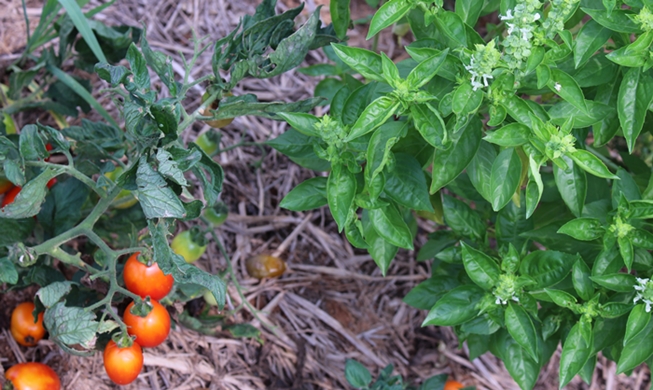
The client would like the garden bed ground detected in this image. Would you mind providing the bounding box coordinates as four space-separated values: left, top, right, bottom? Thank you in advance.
0 0 651 388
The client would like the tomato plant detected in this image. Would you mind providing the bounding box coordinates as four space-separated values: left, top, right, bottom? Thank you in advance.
103 339 143 385
0 0 336 378
5 362 61 390
10 302 46 347
123 252 174 300
123 300 171 348
245 255 287 279
170 228 207 263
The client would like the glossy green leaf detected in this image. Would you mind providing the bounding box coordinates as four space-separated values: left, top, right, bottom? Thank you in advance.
547 68 588 113
266 129 330 171
385 153 433 212
467 140 496 203
496 194 533 249
331 44 384 82
624 304 651 347
520 251 577 288
505 303 540 362
367 0 412 39
492 331 540 390
618 317 653 374
525 156 543 219
347 96 400 141
455 0 483 25
369 203 414 249
582 8 643 34
592 73 621 147
489 147 522 211
619 235 634 271
365 121 406 184
452 82 483 115
557 218 604 241
461 243 500 290
277 112 320 137
617 67 653 152
630 200 653 219
559 323 593 388
403 275 459 310
545 288 578 310
434 11 467 49
331 0 351 39
572 259 594 301
327 164 357 232
442 195 486 241
279 177 327 211
362 210 398 275
548 100 613 128
422 285 485 326
407 49 450 90
483 123 530 147
573 20 612 69
410 103 447 149
430 116 482 193
553 155 587 217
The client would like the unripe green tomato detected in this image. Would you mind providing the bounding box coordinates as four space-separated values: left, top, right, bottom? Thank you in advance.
201 92 234 128
203 202 228 226
104 167 138 209
203 289 218 306
171 230 207 263
195 132 219 155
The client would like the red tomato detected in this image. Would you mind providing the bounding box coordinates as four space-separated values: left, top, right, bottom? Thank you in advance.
2 185 21 207
444 380 465 390
10 302 46 347
103 340 143 385
123 252 174 301
5 362 61 390
45 143 53 162
123 300 170 348
47 178 57 189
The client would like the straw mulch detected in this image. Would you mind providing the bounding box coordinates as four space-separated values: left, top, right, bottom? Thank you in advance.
0 0 651 389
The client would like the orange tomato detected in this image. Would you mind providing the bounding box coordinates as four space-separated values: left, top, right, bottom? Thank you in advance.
123 252 174 301
103 340 143 385
123 300 170 348
10 302 46 347
5 362 61 390
444 380 465 390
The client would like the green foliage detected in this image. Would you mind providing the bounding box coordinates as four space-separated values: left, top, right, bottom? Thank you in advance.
273 0 653 388
0 0 336 361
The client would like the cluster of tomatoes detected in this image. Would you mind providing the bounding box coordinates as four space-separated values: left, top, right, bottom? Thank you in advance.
5 302 61 389
104 252 174 385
